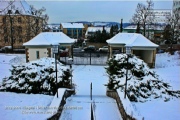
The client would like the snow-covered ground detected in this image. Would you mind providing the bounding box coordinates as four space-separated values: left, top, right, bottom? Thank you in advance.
0 52 179 120
0 92 53 120
60 65 122 120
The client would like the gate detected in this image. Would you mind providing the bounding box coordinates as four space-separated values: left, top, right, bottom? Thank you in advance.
60 51 109 65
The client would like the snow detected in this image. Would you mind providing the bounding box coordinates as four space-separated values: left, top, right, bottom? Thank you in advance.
0 92 53 120
60 65 122 120
0 54 26 83
23 32 75 46
130 52 180 120
60 95 122 120
107 33 158 48
46 88 66 119
0 52 179 120
61 23 84 29
85 27 110 36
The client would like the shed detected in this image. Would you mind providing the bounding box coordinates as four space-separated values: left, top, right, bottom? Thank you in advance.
23 32 75 62
106 33 159 68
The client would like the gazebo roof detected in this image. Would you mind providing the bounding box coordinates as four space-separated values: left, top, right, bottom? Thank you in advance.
23 32 75 46
107 33 158 48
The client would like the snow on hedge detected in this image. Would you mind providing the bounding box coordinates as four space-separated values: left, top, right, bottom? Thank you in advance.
105 54 180 102
0 57 71 95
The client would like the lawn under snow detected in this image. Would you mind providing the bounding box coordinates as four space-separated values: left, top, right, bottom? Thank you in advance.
0 52 179 120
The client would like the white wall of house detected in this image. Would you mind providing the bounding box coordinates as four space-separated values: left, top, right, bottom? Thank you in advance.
28 48 48 61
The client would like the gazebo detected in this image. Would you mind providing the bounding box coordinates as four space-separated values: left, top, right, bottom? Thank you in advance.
106 33 159 68
23 32 75 62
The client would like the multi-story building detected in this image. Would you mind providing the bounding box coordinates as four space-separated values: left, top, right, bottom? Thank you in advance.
60 23 85 39
0 0 43 50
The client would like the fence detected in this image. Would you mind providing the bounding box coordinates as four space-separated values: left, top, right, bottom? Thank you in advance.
60 51 109 65
0 46 25 54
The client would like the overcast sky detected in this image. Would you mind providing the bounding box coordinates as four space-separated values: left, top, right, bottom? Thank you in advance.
27 1 173 24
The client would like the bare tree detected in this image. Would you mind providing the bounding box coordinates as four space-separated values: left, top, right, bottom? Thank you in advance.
130 0 155 37
26 5 49 37
163 9 180 54
0 1 49 52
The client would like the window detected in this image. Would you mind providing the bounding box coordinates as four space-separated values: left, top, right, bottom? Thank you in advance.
12 27 14 33
18 26 22 33
36 19 39 24
4 36 8 43
3 17 6 24
4 27 7 33
18 17 22 23
13 37 16 43
19 36 22 43
36 51 40 59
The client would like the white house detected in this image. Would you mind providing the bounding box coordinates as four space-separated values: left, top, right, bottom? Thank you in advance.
106 33 159 68
23 32 75 62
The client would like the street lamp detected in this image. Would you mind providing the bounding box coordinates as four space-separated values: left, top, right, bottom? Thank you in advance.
52 44 59 98
68 57 73 88
124 46 131 99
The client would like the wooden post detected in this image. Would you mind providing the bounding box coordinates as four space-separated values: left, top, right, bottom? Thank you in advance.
55 54 58 98
90 82 92 100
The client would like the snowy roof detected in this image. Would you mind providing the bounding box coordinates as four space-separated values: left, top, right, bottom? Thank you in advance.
61 23 84 29
23 32 75 46
0 0 32 15
107 33 158 48
123 25 142 30
85 27 110 35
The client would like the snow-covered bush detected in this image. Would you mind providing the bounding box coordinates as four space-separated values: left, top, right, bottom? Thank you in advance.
0 58 72 95
105 54 180 102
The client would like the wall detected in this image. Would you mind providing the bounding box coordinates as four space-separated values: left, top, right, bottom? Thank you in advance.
28 48 48 61
106 90 137 120
133 50 154 67
141 50 153 63
0 15 43 48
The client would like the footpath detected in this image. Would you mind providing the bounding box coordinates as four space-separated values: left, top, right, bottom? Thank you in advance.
59 65 122 120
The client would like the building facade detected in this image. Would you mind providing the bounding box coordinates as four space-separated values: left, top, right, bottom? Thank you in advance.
0 0 43 50
60 23 85 39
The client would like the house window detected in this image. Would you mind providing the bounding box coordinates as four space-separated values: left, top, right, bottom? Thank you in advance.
4 27 7 33
4 36 8 43
36 51 40 59
18 17 22 23
18 26 22 33
3 17 6 24
36 19 39 24
12 27 14 33
13 37 16 43
19 36 22 43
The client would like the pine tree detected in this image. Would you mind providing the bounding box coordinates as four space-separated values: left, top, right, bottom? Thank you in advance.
105 54 180 102
120 19 123 33
136 22 141 33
